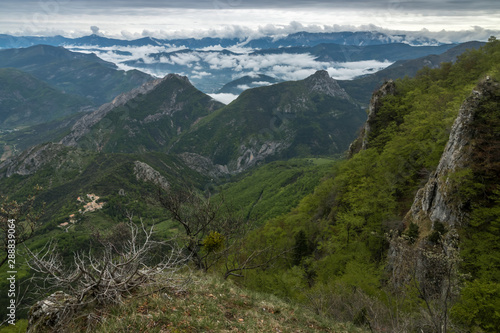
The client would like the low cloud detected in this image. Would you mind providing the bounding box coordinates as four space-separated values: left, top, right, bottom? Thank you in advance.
326 60 393 80
208 93 239 104
67 43 393 90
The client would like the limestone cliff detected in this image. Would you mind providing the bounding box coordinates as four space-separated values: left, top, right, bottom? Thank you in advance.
407 77 500 229
133 160 169 190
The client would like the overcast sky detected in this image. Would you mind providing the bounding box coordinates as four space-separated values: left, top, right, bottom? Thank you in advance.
1 0 500 41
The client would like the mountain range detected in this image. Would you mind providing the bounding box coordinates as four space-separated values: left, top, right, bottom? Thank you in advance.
0 45 153 105
0 31 443 50
0 68 92 129
0 32 468 93
0 34 499 333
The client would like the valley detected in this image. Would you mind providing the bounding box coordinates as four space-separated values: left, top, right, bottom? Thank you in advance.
0 32 499 332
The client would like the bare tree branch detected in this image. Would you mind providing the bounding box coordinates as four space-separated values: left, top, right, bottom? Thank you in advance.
25 219 189 316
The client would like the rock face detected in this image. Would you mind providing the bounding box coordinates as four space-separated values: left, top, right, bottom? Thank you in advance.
27 291 77 333
349 80 396 156
178 152 230 178
407 77 500 228
133 161 169 190
0 143 65 178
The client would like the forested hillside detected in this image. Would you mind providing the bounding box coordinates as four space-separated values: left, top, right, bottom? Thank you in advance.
1 38 499 333
235 37 500 332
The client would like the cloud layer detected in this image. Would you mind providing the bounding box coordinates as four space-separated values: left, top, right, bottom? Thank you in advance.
68 42 393 93
1 0 499 42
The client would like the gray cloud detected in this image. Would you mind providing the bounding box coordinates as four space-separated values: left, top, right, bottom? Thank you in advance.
3 0 500 15
17 0 500 11
0 0 498 42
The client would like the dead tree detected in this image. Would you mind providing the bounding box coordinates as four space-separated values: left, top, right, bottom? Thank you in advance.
26 218 188 311
222 245 288 280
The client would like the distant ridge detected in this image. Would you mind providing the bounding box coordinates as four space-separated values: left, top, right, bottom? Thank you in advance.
0 31 443 49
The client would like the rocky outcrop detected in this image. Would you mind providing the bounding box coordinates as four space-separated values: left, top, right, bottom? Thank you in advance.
133 161 169 190
349 80 396 156
407 77 500 228
178 152 229 178
234 140 289 173
27 291 77 333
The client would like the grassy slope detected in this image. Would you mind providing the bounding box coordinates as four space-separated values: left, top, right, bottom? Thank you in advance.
65 272 367 333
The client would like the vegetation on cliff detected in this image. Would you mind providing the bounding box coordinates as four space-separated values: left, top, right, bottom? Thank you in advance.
233 37 500 332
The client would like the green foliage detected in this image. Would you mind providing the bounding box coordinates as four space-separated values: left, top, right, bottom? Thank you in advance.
0 319 28 332
452 279 500 332
219 158 334 225
240 38 500 332
428 221 446 244
292 230 311 266
405 222 419 244
203 231 226 253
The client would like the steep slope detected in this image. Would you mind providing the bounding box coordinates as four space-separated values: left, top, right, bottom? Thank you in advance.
60 74 224 153
407 77 500 228
0 68 93 129
0 45 153 105
171 70 365 173
235 38 500 332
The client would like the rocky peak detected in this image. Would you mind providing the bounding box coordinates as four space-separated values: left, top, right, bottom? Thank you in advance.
304 70 350 99
348 80 396 156
163 73 192 85
407 77 500 229
362 80 396 150
60 74 188 147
